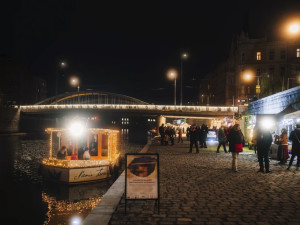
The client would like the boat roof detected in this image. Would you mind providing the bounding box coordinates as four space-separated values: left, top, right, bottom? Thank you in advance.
45 128 119 133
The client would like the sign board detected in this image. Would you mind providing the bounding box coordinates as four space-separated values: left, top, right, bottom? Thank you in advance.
125 153 159 200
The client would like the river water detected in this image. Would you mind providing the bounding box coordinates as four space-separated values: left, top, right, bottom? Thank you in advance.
0 133 146 225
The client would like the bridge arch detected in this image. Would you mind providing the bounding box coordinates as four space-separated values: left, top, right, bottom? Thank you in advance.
35 91 150 105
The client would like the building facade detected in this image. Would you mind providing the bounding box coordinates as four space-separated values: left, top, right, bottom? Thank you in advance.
208 32 300 106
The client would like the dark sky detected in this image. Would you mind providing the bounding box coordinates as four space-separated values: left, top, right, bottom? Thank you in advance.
2 0 300 104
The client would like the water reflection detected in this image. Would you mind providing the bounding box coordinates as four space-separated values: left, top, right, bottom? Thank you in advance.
42 182 110 225
0 132 145 225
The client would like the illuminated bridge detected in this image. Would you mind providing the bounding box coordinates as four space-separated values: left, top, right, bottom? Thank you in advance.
20 91 241 117
13 91 246 139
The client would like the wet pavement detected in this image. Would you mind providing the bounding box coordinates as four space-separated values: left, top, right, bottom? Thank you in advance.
109 140 300 225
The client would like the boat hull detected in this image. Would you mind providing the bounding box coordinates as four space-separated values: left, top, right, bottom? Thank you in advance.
42 164 110 183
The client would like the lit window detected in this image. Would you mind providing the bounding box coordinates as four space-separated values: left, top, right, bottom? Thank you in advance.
256 52 261 61
297 48 300 57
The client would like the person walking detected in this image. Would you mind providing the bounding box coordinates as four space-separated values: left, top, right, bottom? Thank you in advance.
188 125 199 153
287 124 300 170
228 124 245 172
216 126 227 153
256 128 273 173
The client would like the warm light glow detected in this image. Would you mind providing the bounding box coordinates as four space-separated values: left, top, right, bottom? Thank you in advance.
280 17 300 39
167 69 178 80
242 70 256 82
61 61 66 67
244 73 252 81
289 23 300 34
69 121 85 137
71 77 78 86
182 53 188 59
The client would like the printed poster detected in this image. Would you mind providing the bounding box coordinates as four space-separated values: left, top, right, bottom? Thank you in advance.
126 154 158 199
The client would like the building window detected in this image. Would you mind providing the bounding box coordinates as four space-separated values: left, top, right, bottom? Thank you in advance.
280 49 286 59
256 52 261 61
297 48 300 58
269 49 275 60
121 118 129 125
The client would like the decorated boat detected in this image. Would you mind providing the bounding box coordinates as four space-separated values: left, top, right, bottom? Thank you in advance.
42 123 120 184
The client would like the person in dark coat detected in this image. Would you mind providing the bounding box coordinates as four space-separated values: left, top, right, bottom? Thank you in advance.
199 124 208 148
57 146 67 160
256 128 273 173
228 124 245 172
188 125 199 153
159 123 165 145
216 126 227 153
287 124 300 170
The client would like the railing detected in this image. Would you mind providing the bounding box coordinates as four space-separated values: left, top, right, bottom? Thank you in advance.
20 104 239 113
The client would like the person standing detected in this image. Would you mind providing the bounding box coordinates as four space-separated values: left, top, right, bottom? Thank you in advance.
186 126 191 141
279 128 289 163
216 126 227 153
200 124 208 148
287 124 300 170
159 123 165 146
177 128 183 143
188 125 199 153
256 128 273 173
228 124 245 172
169 126 175 145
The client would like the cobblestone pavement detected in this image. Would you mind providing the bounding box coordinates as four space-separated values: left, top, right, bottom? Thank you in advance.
109 141 300 225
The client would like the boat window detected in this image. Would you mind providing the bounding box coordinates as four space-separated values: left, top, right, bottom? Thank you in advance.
89 134 98 156
102 134 109 157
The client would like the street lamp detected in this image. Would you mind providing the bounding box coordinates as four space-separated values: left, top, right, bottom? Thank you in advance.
70 77 80 103
167 69 178 105
288 22 300 35
180 53 188 106
243 71 261 98
56 60 66 97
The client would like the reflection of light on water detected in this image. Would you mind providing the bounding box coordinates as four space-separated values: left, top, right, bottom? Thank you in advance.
42 192 101 225
71 216 82 225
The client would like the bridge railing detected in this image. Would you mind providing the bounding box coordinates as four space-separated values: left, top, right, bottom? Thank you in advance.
20 104 239 113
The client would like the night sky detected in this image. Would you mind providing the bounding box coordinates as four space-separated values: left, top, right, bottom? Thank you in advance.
2 0 300 104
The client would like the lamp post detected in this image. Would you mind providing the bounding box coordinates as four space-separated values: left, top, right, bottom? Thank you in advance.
167 69 178 105
243 72 261 99
71 77 80 103
180 53 188 106
284 21 300 90
56 60 66 97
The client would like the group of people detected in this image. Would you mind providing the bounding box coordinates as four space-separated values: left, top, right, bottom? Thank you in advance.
189 122 300 173
252 125 300 173
186 124 209 149
158 124 184 145
57 145 91 160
